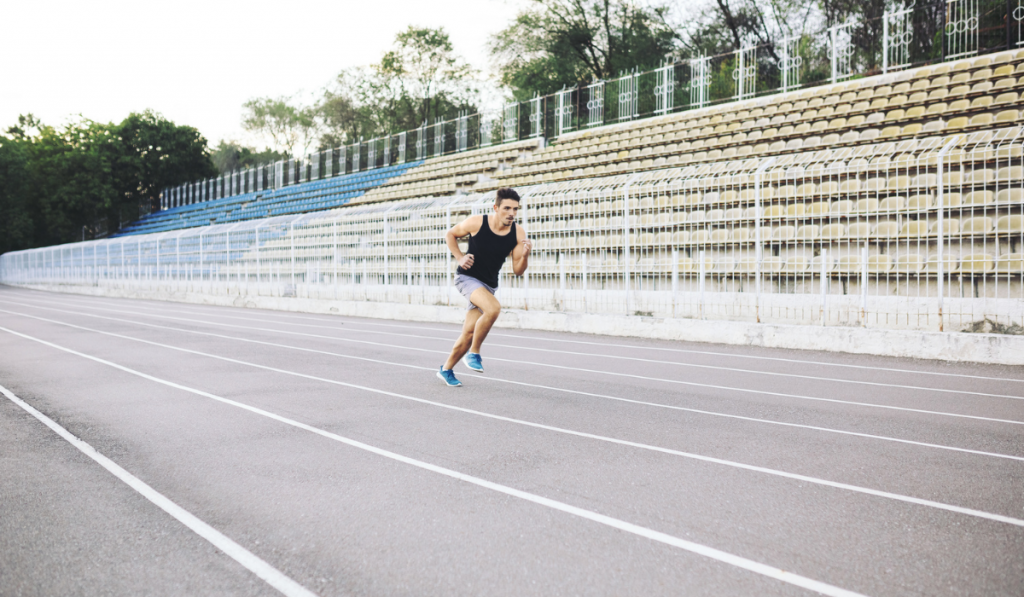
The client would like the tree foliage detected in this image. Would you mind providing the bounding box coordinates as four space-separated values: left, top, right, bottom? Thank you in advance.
489 0 678 99
0 111 215 253
210 140 288 174
244 26 480 153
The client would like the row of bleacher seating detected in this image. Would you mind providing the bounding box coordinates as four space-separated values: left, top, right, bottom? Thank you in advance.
525 216 1019 243
354 140 540 204
522 252 1024 274
116 162 421 236
469 49 1024 190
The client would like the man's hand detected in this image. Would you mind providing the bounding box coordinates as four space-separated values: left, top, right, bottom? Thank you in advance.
520 239 532 256
459 253 475 269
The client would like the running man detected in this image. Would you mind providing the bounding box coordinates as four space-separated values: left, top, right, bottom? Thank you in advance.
437 188 531 387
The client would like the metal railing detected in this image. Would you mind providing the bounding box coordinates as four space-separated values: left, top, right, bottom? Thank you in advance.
7 127 1022 333
157 0 1022 212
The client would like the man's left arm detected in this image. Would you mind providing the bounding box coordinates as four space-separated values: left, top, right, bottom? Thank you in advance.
511 226 531 276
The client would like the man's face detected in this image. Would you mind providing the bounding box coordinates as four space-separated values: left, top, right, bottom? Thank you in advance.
494 199 519 226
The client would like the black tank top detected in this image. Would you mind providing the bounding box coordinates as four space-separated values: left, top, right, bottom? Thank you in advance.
457 215 518 288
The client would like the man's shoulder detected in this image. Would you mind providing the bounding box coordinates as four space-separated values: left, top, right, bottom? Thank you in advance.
515 223 527 238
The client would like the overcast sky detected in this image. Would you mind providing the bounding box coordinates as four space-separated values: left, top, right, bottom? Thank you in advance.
1 0 524 148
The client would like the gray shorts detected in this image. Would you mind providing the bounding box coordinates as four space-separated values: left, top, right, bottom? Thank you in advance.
454 274 496 311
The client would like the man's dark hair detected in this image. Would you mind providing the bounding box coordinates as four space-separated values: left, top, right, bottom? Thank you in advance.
495 188 520 205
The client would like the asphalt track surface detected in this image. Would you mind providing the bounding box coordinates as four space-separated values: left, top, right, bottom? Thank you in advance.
0 285 1022 597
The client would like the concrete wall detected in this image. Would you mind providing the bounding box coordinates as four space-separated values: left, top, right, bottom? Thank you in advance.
9 282 1024 366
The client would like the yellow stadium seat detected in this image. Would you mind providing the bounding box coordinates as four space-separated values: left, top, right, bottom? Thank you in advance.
797 225 820 240
881 126 901 138
711 229 732 242
996 215 1023 232
854 198 879 212
831 200 854 214
868 254 893 273
939 192 963 207
782 256 810 272
969 113 993 126
961 216 993 233
965 190 994 205
690 230 710 244
907 194 933 209
946 116 969 129
995 110 1020 123
847 222 873 238
996 166 1023 181
959 254 995 273
808 202 831 215
773 226 796 240
820 223 846 239
900 221 929 237
894 254 925 273
995 253 1024 273
836 255 862 273
875 221 900 237
879 196 905 211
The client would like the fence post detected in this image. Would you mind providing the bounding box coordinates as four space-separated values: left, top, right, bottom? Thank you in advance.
820 247 828 326
559 252 566 310
698 249 706 319
830 26 838 84
860 245 869 325
623 173 640 315
581 250 588 312
882 13 890 73
199 233 204 284
935 136 960 333
290 222 295 286
754 157 777 323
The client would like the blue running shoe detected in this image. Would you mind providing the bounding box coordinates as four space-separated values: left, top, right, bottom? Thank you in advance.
463 352 483 372
437 367 463 387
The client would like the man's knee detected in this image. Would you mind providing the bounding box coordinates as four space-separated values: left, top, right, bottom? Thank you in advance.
482 303 501 318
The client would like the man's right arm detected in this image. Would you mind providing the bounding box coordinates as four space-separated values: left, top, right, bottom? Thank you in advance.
446 215 480 270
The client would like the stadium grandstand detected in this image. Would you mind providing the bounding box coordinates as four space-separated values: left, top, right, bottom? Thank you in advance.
3 5 1024 334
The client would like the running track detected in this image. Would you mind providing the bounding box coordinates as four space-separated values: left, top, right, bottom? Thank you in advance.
0 285 1021 597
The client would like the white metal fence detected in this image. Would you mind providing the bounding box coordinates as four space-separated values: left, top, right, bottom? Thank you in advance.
3 128 1022 333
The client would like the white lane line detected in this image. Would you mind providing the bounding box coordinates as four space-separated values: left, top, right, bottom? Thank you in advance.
3 304 1020 462
3 318 1023 530
18 294 1015 401
8 294 1024 405
28 289 1021 385
2 304 1020 427
0 383 318 597
0 329 870 597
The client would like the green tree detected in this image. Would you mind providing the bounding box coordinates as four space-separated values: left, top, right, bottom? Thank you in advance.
111 110 218 220
489 0 678 99
318 26 479 146
0 129 32 253
210 140 288 173
0 111 216 250
241 96 322 158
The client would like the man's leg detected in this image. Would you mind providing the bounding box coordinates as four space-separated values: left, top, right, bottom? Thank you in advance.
468 288 501 354
443 308 482 370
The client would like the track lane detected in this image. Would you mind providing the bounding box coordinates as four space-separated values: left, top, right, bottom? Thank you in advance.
0 316 873 597
6 294 1023 424
2 306 1023 524
3 287 1023 596
15 286 1024 390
